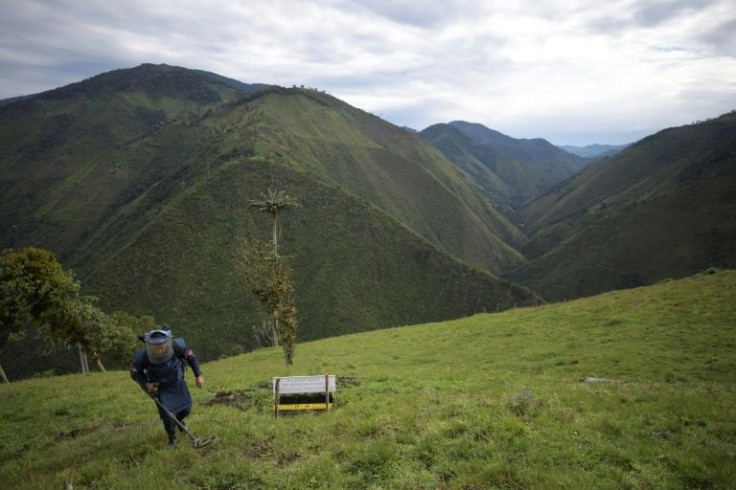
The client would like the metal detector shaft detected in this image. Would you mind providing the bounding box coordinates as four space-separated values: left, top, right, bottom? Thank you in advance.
145 391 217 448
150 395 197 442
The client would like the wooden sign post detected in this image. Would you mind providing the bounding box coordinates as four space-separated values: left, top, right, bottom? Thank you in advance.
272 375 336 417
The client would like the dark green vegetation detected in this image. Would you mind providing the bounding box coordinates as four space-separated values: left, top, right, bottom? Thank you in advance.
509 111 736 301
0 64 536 375
418 112 736 303
1 270 734 488
0 247 140 378
239 239 298 366
419 121 591 209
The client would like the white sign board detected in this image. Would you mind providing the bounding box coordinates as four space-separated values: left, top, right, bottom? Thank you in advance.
273 375 336 395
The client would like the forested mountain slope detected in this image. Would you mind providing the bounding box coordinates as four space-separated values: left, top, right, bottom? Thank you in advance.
0 64 537 375
420 121 590 211
508 111 736 300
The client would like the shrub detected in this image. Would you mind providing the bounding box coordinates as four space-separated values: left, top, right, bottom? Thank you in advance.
507 386 537 416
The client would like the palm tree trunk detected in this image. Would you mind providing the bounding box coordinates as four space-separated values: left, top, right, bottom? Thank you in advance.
78 343 89 373
0 362 9 383
271 309 279 347
272 215 279 254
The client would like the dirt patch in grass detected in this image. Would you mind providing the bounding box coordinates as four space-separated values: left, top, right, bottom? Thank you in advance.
205 389 265 411
249 435 274 459
206 376 359 413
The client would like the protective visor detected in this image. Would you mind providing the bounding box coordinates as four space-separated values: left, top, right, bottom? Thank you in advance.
145 330 174 364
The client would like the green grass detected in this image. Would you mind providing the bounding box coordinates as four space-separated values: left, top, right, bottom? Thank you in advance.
2 271 735 489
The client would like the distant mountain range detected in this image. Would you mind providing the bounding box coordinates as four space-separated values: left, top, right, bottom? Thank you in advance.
557 143 629 158
2 63 734 377
419 121 592 210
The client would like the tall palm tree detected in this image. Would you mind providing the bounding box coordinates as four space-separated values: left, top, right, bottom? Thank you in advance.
248 188 300 254
247 189 300 353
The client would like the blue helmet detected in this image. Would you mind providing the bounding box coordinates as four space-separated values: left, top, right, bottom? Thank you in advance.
145 329 173 363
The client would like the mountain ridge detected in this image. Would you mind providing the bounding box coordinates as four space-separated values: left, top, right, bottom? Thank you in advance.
2 63 734 374
557 142 629 158
508 110 736 300
419 120 591 210
0 64 538 375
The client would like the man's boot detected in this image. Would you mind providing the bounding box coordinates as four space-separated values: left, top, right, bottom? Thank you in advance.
167 429 178 448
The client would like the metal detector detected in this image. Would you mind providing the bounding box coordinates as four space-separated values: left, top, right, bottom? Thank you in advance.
149 394 217 449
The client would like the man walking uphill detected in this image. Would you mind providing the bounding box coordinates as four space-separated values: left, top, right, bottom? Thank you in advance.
130 328 205 447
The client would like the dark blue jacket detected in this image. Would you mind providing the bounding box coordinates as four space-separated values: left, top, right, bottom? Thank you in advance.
130 338 202 414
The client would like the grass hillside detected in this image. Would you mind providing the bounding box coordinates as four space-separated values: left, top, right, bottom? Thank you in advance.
509 111 736 301
2 269 734 489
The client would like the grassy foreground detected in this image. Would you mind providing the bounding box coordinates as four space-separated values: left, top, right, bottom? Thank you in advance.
1 270 735 489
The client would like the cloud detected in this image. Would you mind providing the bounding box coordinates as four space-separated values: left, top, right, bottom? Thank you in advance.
344 0 480 27
632 0 716 28
1 0 735 144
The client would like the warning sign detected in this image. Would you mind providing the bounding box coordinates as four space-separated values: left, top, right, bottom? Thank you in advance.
272 375 336 395
272 375 336 416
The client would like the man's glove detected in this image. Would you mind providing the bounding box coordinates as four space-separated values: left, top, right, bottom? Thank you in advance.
145 382 159 395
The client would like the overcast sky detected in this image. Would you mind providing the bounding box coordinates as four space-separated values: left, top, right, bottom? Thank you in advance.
2 0 735 145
